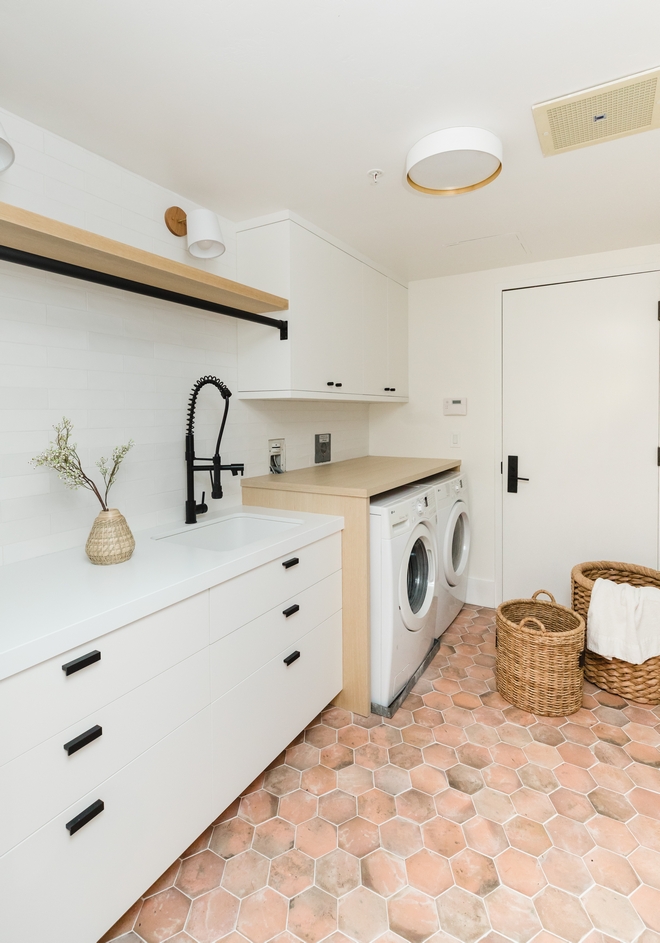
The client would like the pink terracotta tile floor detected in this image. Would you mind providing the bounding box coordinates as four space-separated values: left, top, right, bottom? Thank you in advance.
99 606 660 943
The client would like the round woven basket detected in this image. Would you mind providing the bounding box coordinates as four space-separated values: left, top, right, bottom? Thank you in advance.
496 590 585 717
85 508 135 565
571 561 660 705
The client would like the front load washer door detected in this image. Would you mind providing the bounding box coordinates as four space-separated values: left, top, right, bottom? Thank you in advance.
399 521 437 631
443 500 470 587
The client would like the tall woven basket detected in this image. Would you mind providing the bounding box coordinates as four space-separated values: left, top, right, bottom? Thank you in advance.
571 561 660 705
496 590 586 717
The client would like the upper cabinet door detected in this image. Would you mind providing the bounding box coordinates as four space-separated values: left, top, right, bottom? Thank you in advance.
362 267 389 396
289 223 335 393
387 280 409 397
329 248 364 394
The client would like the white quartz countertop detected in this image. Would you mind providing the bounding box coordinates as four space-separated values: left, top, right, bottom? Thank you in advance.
0 506 343 681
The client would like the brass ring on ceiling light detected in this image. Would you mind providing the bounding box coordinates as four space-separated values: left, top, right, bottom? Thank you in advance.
406 161 502 196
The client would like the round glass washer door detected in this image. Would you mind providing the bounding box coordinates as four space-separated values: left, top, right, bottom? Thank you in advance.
399 521 437 632
443 501 470 587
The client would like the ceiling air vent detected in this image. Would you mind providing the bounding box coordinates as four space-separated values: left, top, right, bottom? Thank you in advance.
533 67 660 156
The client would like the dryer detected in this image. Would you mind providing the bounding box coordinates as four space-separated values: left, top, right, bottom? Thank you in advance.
370 483 438 710
435 471 471 636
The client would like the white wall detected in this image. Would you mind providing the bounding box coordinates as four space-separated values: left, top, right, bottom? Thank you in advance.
0 107 368 565
369 243 660 607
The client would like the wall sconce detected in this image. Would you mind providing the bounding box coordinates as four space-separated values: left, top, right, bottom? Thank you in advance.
164 206 226 258
0 120 16 173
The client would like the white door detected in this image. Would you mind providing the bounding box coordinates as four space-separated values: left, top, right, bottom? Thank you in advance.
502 273 660 606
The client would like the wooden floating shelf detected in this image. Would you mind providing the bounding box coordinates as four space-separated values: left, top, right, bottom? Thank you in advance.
0 201 289 330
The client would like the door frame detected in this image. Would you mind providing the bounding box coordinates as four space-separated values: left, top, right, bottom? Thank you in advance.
494 259 660 606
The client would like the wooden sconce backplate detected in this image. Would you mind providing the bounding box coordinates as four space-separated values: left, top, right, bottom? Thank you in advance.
164 206 188 237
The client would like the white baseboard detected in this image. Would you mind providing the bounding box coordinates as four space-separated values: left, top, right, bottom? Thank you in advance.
466 577 497 609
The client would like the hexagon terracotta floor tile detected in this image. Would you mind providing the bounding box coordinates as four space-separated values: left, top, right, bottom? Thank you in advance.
98 606 660 943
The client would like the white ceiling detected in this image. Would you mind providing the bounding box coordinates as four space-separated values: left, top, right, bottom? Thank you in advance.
2 0 660 282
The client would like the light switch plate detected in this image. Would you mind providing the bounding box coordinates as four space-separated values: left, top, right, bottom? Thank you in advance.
315 433 331 463
443 397 467 416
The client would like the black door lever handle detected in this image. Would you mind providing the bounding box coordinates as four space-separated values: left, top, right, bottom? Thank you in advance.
507 456 529 493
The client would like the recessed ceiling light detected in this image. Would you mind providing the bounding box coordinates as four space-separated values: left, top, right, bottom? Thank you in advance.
406 127 502 196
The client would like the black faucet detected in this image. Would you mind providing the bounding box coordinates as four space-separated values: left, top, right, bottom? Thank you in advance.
185 376 244 524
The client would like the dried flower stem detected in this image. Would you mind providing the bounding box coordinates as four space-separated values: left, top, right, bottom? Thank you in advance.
31 418 134 512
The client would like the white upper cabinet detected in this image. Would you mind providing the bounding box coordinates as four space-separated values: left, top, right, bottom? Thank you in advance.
387 279 409 398
236 217 408 401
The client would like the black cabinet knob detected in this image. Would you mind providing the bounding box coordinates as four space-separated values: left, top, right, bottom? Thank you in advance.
335 382 343 388
282 557 299 569
283 650 301 666
327 382 334 386
282 604 300 618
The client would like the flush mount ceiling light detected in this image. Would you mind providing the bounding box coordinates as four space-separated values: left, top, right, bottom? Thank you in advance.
164 206 226 258
0 120 16 173
406 127 502 195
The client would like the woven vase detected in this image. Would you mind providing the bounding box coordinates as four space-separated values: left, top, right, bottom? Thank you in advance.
85 508 135 565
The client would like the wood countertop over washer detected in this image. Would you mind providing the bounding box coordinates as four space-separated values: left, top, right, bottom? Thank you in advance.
241 455 461 499
242 455 461 715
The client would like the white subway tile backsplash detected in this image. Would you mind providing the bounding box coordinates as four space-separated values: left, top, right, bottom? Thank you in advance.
0 105 369 564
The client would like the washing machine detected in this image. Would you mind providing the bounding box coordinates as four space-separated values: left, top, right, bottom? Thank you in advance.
435 471 471 635
370 483 438 710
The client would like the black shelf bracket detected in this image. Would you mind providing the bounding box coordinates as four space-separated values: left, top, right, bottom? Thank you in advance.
0 245 289 340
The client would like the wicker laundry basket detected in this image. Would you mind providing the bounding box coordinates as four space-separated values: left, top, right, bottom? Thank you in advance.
571 561 660 705
496 590 586 716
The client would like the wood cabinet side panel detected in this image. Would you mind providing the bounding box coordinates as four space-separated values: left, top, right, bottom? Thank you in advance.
242 488 370 716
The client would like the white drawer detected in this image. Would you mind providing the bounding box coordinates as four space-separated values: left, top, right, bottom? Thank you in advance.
0 591 209 766
0 707 212 943
210 570 341 701
209 533 341 643
211 609 342 816
0 647 209 857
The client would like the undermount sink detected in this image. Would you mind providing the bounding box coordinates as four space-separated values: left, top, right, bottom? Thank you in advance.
153 512 303 553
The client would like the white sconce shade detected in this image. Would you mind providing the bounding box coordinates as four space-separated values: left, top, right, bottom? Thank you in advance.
406 127 502 195
186 208 226 259
0 121 16 173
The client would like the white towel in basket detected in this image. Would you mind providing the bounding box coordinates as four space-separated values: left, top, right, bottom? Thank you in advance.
588 577 660 664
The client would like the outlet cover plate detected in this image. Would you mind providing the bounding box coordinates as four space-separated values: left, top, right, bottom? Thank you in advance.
315 433 331 464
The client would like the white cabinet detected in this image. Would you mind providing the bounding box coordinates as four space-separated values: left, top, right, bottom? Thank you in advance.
237 216 408 401
387 279 409 398
212 612 342 815
0 709 213 943
0 529 342 943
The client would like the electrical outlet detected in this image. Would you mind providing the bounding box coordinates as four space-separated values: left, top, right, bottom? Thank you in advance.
268 438 286 473
450 432 461 448
315 433 331 464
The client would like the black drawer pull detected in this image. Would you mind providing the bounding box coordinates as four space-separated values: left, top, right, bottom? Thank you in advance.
327 381 335 386
283 604 300 618
62 650 101 676
284 650 301 666
66 799 104 835
63 725 103 756
335 382 343 388
282 557 299 569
